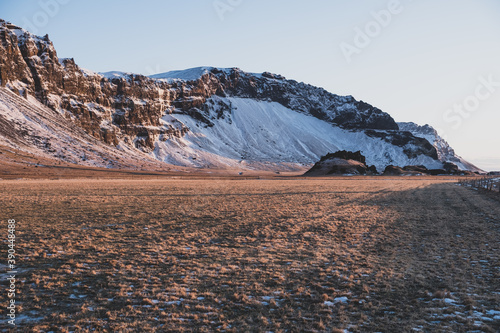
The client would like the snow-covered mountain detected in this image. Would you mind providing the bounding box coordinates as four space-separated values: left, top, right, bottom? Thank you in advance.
0 19 477 172
155 95 442 171
398 122 482 172
0 86 167 170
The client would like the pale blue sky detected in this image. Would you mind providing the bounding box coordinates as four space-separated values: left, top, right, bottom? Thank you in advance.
1 0 499 170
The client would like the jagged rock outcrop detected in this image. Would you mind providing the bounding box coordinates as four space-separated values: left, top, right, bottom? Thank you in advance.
304 151 377 176
398 122 482 172
364 129 438 160
320 150 367 164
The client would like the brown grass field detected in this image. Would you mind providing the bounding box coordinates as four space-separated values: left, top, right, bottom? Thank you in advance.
1 177 499 332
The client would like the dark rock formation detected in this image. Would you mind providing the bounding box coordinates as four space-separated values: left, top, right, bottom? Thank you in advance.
365 129 438 160
305 151 377 176
317 150 366 164
385 163 473 176
403 165 428 173
383 165 409 175
384 165 432 176
426 169 448 176
443 162 460 175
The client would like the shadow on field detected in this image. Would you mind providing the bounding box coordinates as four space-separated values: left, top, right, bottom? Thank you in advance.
350 182 500 331
2 179 499 332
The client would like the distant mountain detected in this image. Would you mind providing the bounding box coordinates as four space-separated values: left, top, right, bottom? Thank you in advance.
0 19 477 172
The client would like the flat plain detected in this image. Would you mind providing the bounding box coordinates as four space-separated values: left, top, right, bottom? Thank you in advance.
1 177 499 332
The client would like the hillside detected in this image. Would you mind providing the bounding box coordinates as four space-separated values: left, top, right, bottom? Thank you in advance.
0 19 477 172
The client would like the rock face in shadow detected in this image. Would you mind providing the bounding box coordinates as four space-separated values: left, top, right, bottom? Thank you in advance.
398 122 484 173
384 162 475 176
383 165 419 176
304 151 377 176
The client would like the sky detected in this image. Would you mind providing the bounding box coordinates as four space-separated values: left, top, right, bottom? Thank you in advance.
1 0 499 170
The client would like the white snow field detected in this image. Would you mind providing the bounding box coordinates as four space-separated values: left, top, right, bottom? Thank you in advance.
155 96 443 171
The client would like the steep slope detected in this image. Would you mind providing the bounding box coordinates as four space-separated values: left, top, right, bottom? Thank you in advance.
398 122 482 172
158 96 442 170
0 86 168 170
0 19 471 171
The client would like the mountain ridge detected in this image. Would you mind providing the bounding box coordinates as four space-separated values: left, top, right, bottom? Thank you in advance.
0 19 480 172
398 122 482 172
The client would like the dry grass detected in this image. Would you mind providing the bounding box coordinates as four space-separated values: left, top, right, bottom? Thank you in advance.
0 145 307 180
1 178 499 332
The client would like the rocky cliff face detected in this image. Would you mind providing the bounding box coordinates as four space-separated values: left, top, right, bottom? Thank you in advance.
0 21 398 143
0 19 450 170
0 20 192 149
398 122 482 172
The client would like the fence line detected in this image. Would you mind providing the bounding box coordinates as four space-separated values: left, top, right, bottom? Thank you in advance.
459 176 500 194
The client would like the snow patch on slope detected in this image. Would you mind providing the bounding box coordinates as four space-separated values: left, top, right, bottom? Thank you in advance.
398 122 482 172
149 67 216 82
155 97 442 171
